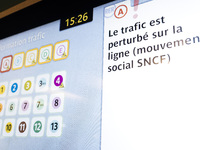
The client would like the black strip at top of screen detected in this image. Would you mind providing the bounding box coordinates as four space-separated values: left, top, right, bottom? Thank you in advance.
0 0 114 40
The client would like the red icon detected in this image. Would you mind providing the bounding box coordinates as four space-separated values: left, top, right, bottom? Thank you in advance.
0 55 13 73
114 5 128 19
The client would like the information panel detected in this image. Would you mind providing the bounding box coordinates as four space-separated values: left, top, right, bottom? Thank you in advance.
102 0 200 149
1 0 200 150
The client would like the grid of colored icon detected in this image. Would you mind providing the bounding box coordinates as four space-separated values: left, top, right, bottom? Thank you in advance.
1 40 69 73
0 71 66 137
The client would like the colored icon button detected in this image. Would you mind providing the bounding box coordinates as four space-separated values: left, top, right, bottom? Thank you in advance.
18 121 27 133
16 118 29 137
30 117 45 137
33 95 47 114
3 119 15 137
25 49 38 67
51 71 66 90
0 82 8 97
54 75 63 87
0 55 13 73
11 83 18 93
0 85 6 95
52 97 61 109
47 116 63 137
9 79 21 96
21 77 34 95
5 122 13 133
21 100 29 111
49 93 64 113
35 74 50 93
38 44 53 64
53 40 69 61
24 80 32 91
5 99 18 116
18 97 32 115
33 120 42 133
12 52 24 70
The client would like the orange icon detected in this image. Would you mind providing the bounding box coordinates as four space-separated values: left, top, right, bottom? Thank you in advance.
114 5 128 19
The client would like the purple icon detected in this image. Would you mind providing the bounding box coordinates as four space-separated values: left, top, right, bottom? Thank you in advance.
21 101 29 111
56 45 66 56
52 97 61 109
54 75 63 87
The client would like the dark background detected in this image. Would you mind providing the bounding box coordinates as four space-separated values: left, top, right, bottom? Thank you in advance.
0 0 115 39
0 0 25 12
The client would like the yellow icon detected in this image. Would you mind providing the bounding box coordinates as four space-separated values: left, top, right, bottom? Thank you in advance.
0 85 5 95
5 122 12 133
59 82 64 88
28 53 35 63
62 51 67 58
46 56 51 61
0 103 3 112
32 59 36 64
25 49 38 67
24 81 32 91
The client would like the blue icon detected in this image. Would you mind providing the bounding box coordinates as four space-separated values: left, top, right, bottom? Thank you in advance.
50 120 59 133
38 78 47 88
11 83 18 93
14 56 22 66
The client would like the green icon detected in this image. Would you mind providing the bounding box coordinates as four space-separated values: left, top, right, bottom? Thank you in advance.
9 103 15 112
41 49 49 60
33 121 42 133
36 99 44 110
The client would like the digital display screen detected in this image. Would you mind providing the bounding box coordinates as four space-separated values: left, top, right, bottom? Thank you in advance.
0 3 104 150
0 0 200 150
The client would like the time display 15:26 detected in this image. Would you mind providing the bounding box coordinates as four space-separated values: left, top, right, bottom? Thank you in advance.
60 9 93 31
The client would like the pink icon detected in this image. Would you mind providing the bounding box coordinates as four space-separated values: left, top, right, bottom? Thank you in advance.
52 97 61 109
56 45 66 56
133 0 139 19
21 101 29 111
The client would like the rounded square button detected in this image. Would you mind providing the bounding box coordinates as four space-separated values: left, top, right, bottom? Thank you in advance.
53 40 69 61
8 79 21 96
25 49 38 67
5 99 18 116
18 97 32 115
35 74 50 93
49 93 64 113
0 55 12 73
30 117 45 137
46 116 63 137
16 118 30 137
38 44 53 64
33 95 47 114
21 77 35 95
51 71 66 90
3 118 15 137
12 52 25 70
